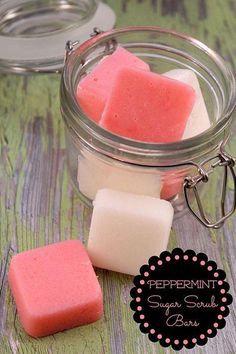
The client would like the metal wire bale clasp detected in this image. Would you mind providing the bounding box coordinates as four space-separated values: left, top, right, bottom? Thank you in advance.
184 149 236 229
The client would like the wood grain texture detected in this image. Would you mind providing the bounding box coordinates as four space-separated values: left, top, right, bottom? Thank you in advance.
0 0 236 353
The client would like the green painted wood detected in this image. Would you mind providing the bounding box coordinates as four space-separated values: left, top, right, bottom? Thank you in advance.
0 1 235 353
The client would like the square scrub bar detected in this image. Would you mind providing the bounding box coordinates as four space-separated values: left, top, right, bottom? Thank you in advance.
161 69 211 199
77 47 150 122
100 67 195 143
8 240 103 337
164 69 211 139
87 189 174 275
78 149 161 200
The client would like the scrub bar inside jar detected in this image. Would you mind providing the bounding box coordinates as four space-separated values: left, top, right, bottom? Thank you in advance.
161 68 211 199
164 69 211 139
87 189 174 275
8 240 103 337
76 47 210 202
78 149 161 200
99 67 195 143
77 47 150 122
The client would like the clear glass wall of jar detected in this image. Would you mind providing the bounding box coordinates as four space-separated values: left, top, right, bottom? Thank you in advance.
60 27 236 224
0 0 99 37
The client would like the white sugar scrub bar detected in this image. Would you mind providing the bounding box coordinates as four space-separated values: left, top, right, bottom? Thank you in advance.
160 69 211 199
87 189 174 275
163 69 211 139
78 149 161 200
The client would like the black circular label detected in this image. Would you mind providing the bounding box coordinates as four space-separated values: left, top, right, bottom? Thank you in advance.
130 248 232 351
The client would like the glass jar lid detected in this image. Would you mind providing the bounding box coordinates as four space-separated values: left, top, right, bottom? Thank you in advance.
0 0 116 73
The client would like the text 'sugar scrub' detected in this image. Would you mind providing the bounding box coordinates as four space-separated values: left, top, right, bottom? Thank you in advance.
130 248 232 351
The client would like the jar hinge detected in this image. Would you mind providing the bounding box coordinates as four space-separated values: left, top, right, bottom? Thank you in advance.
64 28 104 62
64 40 80 63
65 28 118 64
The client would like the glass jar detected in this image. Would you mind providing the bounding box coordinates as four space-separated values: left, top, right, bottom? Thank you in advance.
0 0 115 73
0 0 99 36
60 26 236 227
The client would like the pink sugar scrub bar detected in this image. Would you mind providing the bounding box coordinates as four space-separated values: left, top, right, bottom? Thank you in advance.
8 240 103 337
76 47 150 122
100 67 196 143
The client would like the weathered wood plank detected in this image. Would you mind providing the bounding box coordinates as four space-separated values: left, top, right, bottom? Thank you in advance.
0 0 235 353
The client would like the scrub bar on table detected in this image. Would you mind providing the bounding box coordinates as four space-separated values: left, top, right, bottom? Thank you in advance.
8 240 103 337
87 189 174 275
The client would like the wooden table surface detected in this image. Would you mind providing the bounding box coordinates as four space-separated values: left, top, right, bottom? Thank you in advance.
0 1 236 353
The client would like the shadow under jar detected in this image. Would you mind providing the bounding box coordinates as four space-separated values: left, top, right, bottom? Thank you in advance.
60 26 236 228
